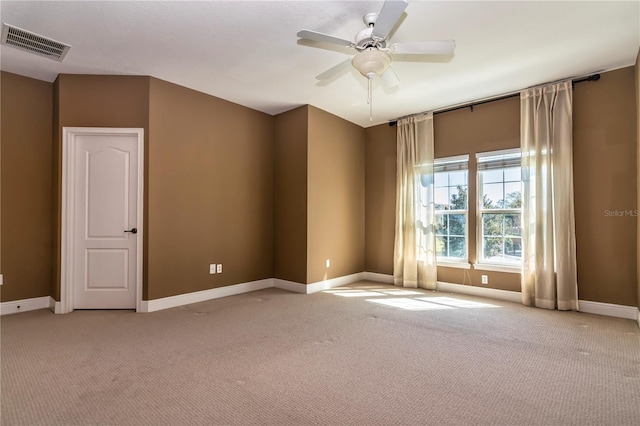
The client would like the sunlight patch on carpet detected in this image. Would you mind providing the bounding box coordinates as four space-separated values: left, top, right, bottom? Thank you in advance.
325 287 502 311
367 298 455 311
418 297 499 308
323 290 386 297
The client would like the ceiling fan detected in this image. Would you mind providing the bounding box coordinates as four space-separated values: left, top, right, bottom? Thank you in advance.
297 0 455 120
297 0 455 84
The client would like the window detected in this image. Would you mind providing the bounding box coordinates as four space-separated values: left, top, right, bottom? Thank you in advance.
434 156 469 262
477 149 522 266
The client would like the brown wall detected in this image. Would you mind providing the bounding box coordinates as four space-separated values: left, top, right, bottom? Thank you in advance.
636 51 640 313
274 106 308 284
574 67 637 306
4 66 636 308
5 71 362 302
147 78 274 299
307 106 365 283
0 72 53 301
365 67 638 304
364 123 396 274
53 74 150 300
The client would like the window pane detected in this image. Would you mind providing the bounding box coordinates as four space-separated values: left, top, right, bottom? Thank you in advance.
483 237 503 260
436 236 447 257
483 213 503 236
449 237 466 258
449 185 467 209
504 182 522 208
504 167 521 182
449 170 466 186
449 214 466 236
433 164 468 262
504 214 521 236
434 187 449 209
435 214 447 235
477 153 522 265
482 169 503 184
505 237 522 259
483 183 504 208
434 172 448 187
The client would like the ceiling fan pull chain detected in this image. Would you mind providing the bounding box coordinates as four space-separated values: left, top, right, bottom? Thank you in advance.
368 77 373 122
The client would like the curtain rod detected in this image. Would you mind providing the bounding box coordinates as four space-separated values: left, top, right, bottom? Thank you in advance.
388 73 601 126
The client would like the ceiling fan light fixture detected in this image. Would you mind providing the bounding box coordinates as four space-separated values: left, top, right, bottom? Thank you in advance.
351 48 391 79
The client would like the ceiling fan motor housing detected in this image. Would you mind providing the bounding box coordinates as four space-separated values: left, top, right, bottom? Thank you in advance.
354 27 386 49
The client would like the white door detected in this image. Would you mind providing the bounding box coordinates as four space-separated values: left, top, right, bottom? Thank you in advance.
66 129 142 310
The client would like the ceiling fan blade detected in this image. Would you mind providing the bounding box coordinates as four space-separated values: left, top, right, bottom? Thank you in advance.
315 58 352 85
297 30 355 48
380 66 400 91
391 40 456 55
372 0 408 40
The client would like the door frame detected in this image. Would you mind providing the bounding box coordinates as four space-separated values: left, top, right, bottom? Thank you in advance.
60 127 144 314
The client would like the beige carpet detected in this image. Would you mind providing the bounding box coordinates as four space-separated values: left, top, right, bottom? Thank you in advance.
2 281 639 425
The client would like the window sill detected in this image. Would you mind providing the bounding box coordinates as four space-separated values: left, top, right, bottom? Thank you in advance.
473 263 521 274
437 261 471 270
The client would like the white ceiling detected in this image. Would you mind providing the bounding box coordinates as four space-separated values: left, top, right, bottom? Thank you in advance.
1 1 639 128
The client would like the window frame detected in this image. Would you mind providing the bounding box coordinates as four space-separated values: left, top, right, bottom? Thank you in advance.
476 149 522 269
433 155 470 266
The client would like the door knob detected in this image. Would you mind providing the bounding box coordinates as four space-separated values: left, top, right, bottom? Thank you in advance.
124 228 138 234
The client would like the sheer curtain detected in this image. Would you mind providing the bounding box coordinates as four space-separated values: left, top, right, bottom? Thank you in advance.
521 80 578 310
393 113 437 289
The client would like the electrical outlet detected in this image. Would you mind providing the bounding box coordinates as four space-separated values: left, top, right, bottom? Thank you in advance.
217 264 223 273
481 275 488 284
326 259 330 268
209 264 216 274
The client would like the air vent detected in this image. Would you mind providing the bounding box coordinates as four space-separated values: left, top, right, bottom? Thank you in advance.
1 23 70 62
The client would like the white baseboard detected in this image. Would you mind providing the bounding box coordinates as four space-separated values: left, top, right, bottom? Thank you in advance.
140 278 273 313
363 271 394 284
274 272 367 294
436 281 522 304
12 274 640 324
143 273 366 312
1 296 51 315
273 278 307 293
49 297 64 314
361 274 522 304
306 272 366 293
577 300 638 320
